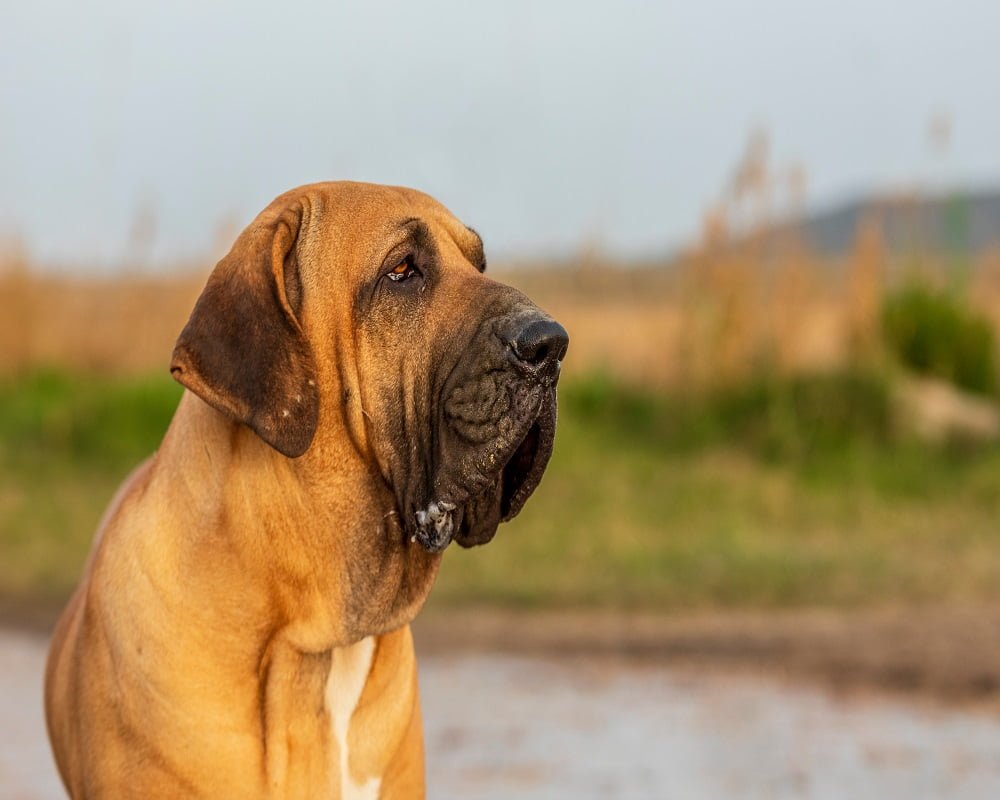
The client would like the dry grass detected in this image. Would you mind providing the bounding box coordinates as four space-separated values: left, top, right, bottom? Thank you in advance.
498 244 1000 393
5 240 1000 386
4 138 1000 388
0 255 204 375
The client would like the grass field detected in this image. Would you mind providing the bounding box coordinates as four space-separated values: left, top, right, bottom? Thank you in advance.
5 185 1000 618
4 368 1000 614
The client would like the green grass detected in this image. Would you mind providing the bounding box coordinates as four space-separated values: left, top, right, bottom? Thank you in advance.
882 280 998 396
3 368 1000 613
0 370 182 605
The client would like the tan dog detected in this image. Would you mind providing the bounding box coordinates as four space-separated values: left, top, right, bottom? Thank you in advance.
44 182 567 799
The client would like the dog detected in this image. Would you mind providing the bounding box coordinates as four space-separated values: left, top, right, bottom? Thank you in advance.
44 182 568 798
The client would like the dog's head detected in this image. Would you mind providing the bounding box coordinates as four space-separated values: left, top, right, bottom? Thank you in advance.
171 182 567 552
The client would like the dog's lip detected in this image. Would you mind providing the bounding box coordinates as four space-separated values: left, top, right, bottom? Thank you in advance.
409 392 558 552
499 419 543 520
458 397 557 545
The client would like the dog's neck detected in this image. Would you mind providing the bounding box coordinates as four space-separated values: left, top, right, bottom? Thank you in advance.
144 391 442 653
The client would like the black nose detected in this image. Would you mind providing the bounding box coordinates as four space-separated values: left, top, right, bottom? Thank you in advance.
511 318 569 373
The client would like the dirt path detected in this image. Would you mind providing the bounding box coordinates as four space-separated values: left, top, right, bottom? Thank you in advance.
414 605 1000 712
5 626 1000 799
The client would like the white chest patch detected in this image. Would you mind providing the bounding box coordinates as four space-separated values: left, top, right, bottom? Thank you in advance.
325 636 381 800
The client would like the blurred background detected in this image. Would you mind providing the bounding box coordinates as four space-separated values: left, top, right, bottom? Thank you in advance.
4 1 1000 797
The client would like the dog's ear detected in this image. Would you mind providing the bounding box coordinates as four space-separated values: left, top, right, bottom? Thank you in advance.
170 202 319 458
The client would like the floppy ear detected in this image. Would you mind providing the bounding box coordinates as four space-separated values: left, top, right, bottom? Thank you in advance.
170 202 320 458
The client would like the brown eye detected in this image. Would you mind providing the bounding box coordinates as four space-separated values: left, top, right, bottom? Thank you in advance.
387 257 420 283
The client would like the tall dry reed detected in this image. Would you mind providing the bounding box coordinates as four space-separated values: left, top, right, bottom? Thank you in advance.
5 136 1000 386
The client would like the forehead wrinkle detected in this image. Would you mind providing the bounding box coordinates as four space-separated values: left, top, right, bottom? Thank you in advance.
377 218 433 262
432 219 487 273
463 226 487 273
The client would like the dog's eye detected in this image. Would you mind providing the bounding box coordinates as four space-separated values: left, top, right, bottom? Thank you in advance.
386 257 421 283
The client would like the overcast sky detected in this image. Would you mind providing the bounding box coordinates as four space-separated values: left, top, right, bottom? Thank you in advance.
2 0 998 269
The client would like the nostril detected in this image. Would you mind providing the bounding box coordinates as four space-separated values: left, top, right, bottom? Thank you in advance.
512 319 569 369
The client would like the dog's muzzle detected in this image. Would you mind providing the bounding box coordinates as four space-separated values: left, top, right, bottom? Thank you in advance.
411 312 568 553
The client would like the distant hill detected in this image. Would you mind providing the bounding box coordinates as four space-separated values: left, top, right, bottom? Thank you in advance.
794 189 1000 257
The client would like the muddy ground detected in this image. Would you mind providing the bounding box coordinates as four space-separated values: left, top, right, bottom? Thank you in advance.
414 605 1000 712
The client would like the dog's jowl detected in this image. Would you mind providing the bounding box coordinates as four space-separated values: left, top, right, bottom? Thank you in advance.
44 182 567 799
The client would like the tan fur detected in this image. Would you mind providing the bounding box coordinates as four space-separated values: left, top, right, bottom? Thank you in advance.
44 183 507 798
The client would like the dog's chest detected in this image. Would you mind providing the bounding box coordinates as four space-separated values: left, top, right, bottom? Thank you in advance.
325 636 381 799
